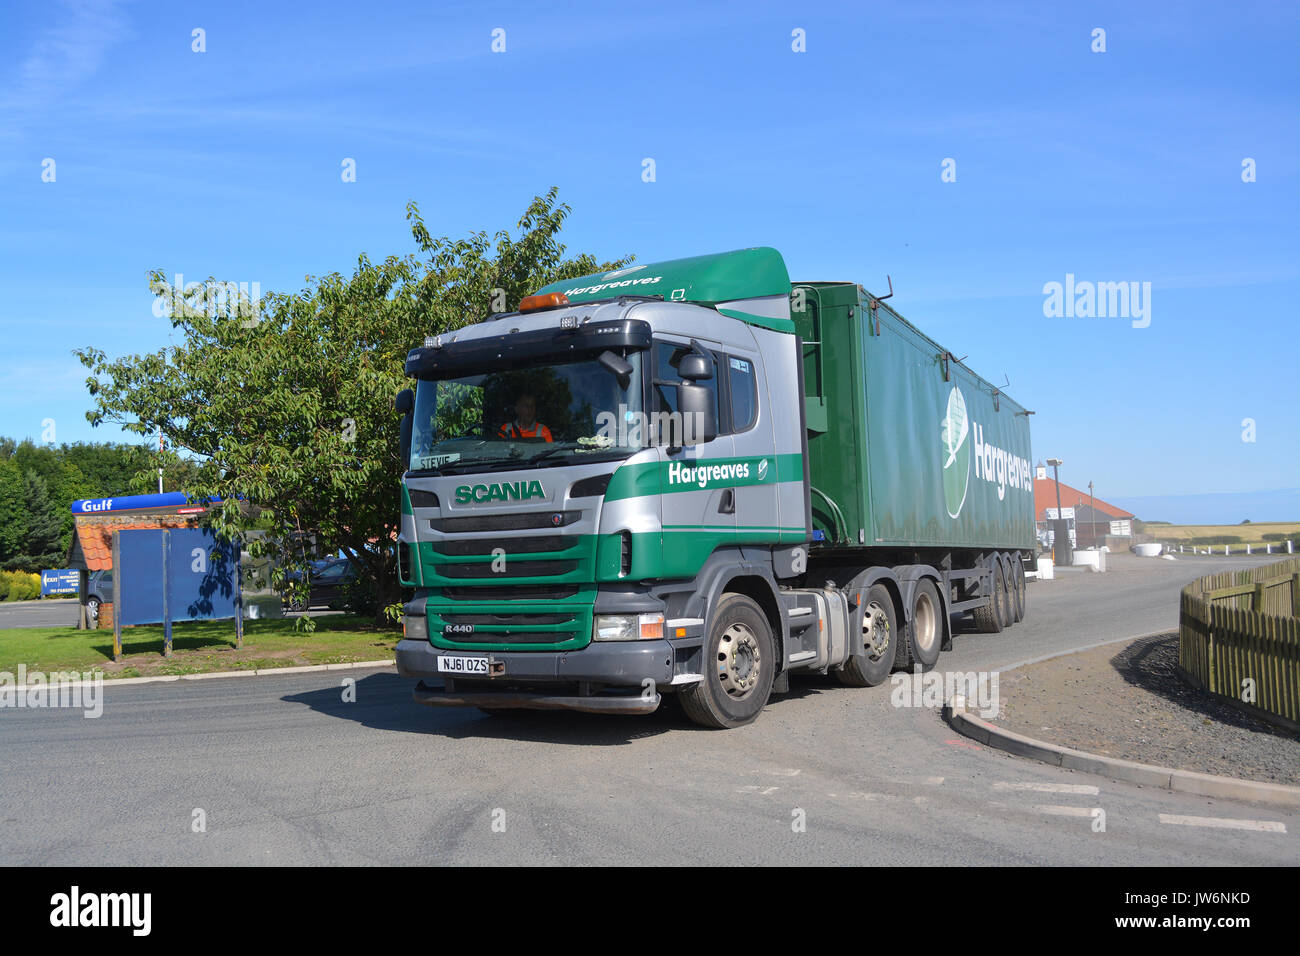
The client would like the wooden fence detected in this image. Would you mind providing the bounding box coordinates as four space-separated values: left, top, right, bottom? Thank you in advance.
1178 557 1300 726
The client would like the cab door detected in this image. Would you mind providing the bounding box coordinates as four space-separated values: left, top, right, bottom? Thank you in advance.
651 338 735 577
725 348 781 542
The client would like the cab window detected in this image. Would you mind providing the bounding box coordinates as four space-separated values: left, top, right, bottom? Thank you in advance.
726 355 758 432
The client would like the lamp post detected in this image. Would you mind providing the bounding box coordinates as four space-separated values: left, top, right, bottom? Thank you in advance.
1047 458 1065 558
1088 480 1096 550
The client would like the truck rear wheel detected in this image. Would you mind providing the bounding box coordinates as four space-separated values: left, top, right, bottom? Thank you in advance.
1011 553 1026 622
999 554 1016 628
971 559 1005 633
835 584 898 687
905 579 942 670
680 594 775 729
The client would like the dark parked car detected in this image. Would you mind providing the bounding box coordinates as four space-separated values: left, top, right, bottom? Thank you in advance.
86 568 113 625
282 558 375 614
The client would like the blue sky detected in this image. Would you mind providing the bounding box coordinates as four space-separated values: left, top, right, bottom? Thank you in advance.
1 0 1296 521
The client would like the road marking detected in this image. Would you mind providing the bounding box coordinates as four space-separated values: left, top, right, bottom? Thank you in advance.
1158 814 1286 833
889 776 945 786
755 768 801 777
990 801 1102 819
736 786 779 795
945 738 981 750
994 782 1100 795
1033 805 1102 818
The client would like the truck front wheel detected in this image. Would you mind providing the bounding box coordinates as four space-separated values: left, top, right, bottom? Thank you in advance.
681 594 775 729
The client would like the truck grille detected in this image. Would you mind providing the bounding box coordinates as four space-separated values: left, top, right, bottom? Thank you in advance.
430 535 568 556
426 598 592 651
439 559 579 579
430 510 581 533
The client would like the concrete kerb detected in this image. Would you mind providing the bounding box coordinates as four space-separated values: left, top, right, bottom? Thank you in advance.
4 659 395 690
944 651 1300 809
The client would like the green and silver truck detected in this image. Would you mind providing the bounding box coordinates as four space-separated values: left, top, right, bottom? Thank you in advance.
393 248 1035 728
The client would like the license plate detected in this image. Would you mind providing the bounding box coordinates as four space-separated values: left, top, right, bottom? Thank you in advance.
437 655 489 675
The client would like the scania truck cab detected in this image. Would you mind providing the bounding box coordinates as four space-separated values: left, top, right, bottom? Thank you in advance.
393 248 1035 728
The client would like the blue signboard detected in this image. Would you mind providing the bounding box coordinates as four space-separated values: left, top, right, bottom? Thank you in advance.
41 569 80 595
114 528 243 659
72 492 193 515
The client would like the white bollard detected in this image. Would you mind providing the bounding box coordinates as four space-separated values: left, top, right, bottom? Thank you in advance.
1036 556 1055 580
1289 540 1295 554
1267 543 1272 554
1247 544 1252 554
1225 545 1230 555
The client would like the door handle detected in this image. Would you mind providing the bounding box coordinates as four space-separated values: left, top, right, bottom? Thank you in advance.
718 489 735 515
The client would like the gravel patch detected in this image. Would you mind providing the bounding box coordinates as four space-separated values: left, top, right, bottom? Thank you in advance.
989 633 1300 785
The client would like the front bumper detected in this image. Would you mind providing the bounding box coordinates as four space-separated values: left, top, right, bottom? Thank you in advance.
395 637 678 715
395 637 675 684
412 681 660 715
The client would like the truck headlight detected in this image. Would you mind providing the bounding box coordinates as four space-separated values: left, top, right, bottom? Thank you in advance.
404 614 428 642
593 612 664 642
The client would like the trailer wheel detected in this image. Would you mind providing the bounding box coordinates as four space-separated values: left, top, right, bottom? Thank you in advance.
906 579 943 670
999 554 1016 628
1011 553 1026 622
971 559 1005 633
835 583 898 687
680 594 775 729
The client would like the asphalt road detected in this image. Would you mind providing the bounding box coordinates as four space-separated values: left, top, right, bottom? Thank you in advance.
0 599 80 629
1 552 1294 866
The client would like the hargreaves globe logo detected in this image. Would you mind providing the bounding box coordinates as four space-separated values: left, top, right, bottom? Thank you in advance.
757 458 769 481
941 386 970 518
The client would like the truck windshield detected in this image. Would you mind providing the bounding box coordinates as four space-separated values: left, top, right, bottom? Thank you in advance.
408 354 645 474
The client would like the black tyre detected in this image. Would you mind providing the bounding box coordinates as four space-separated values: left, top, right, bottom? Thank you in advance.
906 579 943 670
680 594 776 729
971 559 1005 633
1011 553 1027 623
999 554 1016 628
835 583 899 687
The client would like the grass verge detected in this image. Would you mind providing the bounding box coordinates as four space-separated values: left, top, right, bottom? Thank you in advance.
0 615 399 680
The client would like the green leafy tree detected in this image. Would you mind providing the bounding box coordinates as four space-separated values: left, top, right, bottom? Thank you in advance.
76 190 629 624
0 460 26 562
22 471 64 559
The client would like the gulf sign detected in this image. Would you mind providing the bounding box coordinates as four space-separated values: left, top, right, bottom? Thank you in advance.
71 492 193 515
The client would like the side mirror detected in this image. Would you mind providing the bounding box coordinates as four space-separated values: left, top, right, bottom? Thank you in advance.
598 350 634 388
676 383 717 445
395 388 414 414
677 351 713 381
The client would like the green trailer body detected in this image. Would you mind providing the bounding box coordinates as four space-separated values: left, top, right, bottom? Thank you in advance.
793 281 1035 553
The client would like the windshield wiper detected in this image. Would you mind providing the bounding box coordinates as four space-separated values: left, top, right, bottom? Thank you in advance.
434 455 528 474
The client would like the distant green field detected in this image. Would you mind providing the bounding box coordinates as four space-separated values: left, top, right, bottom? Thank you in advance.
0 615 399 680
1147 521 1300 550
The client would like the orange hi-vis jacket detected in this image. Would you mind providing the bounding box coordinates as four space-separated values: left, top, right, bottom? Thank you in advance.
498 421 553 442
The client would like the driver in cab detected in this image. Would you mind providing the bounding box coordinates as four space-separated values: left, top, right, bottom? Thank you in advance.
497 393 553 442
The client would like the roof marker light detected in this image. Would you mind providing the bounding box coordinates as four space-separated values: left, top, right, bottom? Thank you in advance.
518 292 570 313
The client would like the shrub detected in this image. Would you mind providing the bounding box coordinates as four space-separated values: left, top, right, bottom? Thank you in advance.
0 570 41 601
